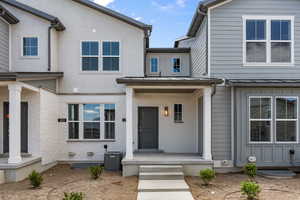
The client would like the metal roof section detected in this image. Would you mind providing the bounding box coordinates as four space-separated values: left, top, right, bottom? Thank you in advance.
146 48 191 53
0 0 65 31
116 77 223 86
72 0 152 32
227 79 300 87
0 4 19 24
0 72 64 81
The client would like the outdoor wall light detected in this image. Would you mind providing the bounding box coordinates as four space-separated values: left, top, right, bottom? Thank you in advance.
164 106 169 117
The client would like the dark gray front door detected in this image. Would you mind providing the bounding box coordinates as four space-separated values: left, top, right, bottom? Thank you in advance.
3 102 28 153
138 107 159 149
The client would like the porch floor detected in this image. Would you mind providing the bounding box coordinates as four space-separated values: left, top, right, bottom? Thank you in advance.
0 156 41 169
122 153 212 165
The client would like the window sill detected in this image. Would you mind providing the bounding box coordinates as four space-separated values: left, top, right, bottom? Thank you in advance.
174 121 184 124
20 56 40 60
79 71 122 75
243 63 295 67
67 139 116 143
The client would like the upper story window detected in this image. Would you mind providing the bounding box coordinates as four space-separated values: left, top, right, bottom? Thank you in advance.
173 58 181 73
150 57 159 73
81 41 99 71
23 37 38 57
243 16 294 66
103 41 120 71
81 41 120 72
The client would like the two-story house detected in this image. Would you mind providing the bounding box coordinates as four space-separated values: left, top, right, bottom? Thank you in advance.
0 0 299 183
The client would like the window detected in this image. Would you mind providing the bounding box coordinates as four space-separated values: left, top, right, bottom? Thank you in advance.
276 97 298 142
150 57 159 73
271 20 292 63
249 97 272 143
173 58 181 73
102 41 120 71
246 20 266 62
83 104 100 139
81 41 99 71
244 16 294 65
67 103 116 140
174 104 183 123
68 104 79 139
104 104 115 139
23 37 38 56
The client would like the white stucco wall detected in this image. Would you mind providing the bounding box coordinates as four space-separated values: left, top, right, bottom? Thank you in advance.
57 95 126 162
133 93 198 153
0 3 51 72
39 89 60 164
16 0 145 93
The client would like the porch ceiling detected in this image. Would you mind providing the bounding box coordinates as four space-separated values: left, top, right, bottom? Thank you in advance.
116 77 223 86
135 89 196 93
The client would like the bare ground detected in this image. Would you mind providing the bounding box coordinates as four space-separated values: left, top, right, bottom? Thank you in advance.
0 165 138 200
187 173 300 200
1 165 300 200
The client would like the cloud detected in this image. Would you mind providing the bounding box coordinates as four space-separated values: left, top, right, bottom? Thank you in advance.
152 1 174 11
93 0 114 6
134 17 143 21
176 0 187 7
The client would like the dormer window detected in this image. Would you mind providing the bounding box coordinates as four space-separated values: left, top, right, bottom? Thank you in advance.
172 58 181 73
243 16 294 66
23 37 38 57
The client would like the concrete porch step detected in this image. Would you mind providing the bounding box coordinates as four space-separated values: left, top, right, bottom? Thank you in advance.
137 191 194 200
138 180 189 192
139 172 184 180
139 165 183 173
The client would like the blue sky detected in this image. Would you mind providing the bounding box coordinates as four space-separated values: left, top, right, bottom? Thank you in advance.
93 0 200 47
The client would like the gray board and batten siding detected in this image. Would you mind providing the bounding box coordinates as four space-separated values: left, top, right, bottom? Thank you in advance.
210 0 300 79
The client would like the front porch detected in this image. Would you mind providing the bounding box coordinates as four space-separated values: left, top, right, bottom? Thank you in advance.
117 77 223 176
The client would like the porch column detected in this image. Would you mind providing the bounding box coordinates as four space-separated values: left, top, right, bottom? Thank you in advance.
8 84 22 164
125 87 134 159
203 87 212 160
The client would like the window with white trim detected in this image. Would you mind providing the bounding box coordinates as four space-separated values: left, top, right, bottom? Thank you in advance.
104 104 115 139
83 104 101 139
68 104 79 139
249 97 272 142
23 37 38 56
67 103 116 140
244 16 294 65
172 58 181 73
276 97 298 142
150 57 159 73
102 41 120 71
174 104 183 123
81 41 99 71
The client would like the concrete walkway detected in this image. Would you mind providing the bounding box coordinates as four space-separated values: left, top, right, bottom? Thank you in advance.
137 165 195 200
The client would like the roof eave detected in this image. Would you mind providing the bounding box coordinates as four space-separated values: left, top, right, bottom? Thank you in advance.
0 0 65 31
0 4 19 24
146 48 191 53
71 0 152 32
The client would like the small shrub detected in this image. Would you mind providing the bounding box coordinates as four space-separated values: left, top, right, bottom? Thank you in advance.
89 166 104 180
63 192 84 200
241 181 261 200
244 163 257 179
28 170 43 188
199 168 216 186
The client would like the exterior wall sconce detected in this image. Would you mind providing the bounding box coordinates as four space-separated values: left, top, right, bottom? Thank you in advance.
164 106 169 117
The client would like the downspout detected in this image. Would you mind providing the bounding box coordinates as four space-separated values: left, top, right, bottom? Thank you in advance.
144 29 152 77
48 24 55 71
